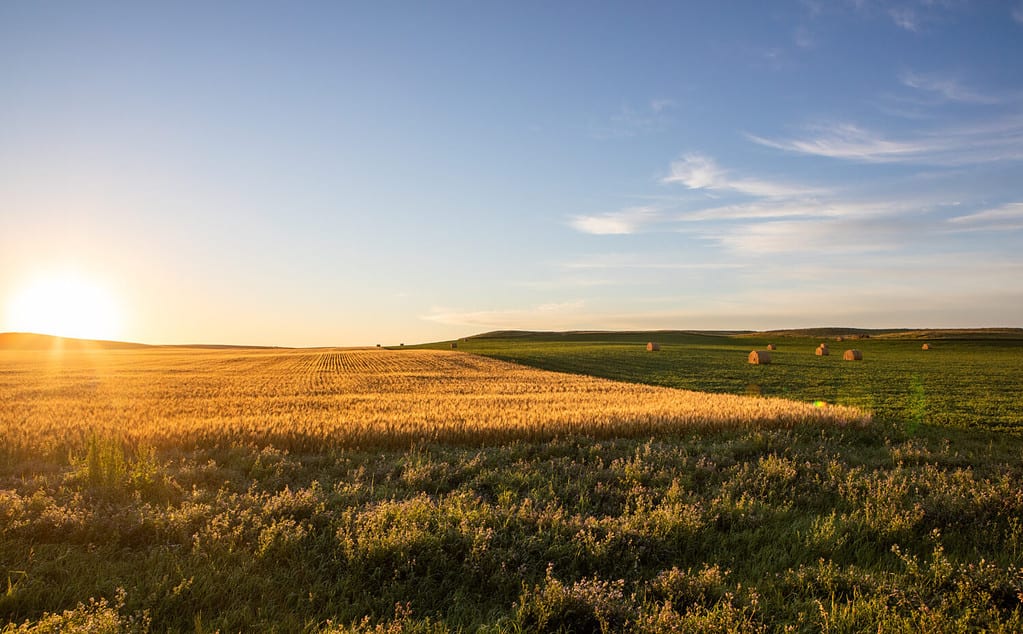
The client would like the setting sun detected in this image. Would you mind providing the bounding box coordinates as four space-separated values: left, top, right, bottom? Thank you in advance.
5 273 121 341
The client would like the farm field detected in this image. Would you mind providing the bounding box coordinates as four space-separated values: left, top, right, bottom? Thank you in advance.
1 341 1023 632
0 347 863 458
433 330 1023 432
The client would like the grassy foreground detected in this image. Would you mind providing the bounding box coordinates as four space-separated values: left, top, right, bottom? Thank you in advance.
3 424 1022 632
2 339 1023 632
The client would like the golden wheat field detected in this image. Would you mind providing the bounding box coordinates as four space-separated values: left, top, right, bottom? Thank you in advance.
0 347 869 458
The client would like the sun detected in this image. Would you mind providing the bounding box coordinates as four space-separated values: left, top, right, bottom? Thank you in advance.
6 273 122 341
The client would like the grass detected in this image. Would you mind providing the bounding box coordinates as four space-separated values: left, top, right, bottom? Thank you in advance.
0 347 863 462
2 335 1023 632
421 331 1023 432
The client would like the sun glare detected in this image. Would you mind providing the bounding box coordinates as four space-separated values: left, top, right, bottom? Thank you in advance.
6 273 122 341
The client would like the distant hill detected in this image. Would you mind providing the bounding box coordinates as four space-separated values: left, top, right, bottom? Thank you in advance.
737 327 904 339
0 332 152 350
870 328 1023 340
745 327 1023 340
463 328 1023 344
0 332 284 351
166 343 285 350
468 329 750 340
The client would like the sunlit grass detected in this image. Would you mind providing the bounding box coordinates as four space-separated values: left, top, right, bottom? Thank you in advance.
0 347 866 462
1 344 1021 631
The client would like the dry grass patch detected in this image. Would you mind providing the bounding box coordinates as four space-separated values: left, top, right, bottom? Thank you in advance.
0 348 869 457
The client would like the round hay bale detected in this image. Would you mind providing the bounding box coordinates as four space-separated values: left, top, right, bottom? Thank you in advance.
749 350 771 365
766 343 776 350
835 336 844 342
646 342 660 352
815 346 829 356
843 349 862 361
921 343 931 350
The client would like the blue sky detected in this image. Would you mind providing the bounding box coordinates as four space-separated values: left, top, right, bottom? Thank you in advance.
2 1 1022 346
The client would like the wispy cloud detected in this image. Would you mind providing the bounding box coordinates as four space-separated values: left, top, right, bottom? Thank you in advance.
650 98 676 113
426 286 1023 333
749 252 1023 286
583 150 959 256
1013 4 1023 24
947 202 1023 231
662 153 824 197
748 124 922 162
421 300 586 329
675 200 849 222
900 70 1001 104
749 117 1023 165
889 7 920 31
563 254 743 271
569 206 659 235
710 216 914 255
571 154 830 238
794 26 815 49
662 154 725 189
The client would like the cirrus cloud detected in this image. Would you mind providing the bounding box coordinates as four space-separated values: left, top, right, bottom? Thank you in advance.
662 153 825 197
569 206 660 235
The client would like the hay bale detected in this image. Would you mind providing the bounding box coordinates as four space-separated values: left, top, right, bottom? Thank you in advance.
921 343 931 350
843 349 862 361
766 343 776 350
835 336 844 342
816 346 829 356
646 342 660 352
749 350 771 365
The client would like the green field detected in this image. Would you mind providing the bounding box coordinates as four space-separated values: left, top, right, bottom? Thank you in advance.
420 330 1023 432
3 332 1023 632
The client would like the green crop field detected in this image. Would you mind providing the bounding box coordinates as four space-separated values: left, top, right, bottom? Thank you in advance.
421 330 1023 432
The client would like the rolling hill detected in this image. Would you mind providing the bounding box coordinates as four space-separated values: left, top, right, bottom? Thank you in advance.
0 332 152 350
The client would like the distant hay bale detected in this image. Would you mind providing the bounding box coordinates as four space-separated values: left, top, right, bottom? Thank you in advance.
921 343 931 350
646 342 660 352
766 343 776 350
450 342 458 349
843 349 863 361
835 336 844 342
749 350 771 365
816 346 829 356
